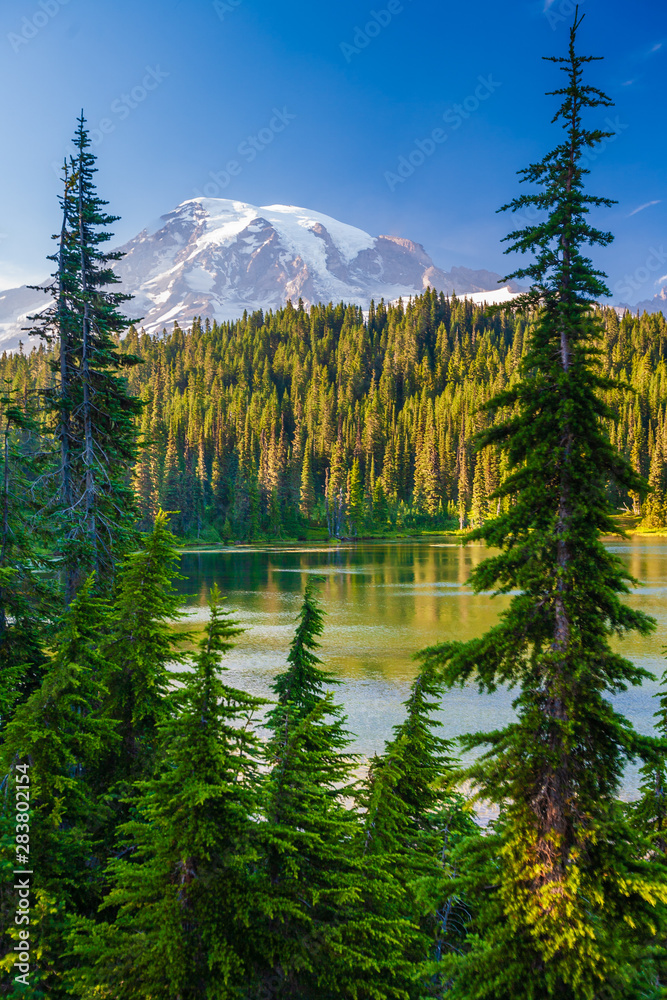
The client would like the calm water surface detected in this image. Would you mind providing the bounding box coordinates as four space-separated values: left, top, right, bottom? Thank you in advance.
177 538 667 795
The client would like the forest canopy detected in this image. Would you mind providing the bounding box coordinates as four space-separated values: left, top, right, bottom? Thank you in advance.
5 293 667 543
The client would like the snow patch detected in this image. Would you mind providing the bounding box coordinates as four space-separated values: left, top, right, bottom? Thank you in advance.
178 198 375 271
186 267 216 293
262 204 375 265
466 286 521 305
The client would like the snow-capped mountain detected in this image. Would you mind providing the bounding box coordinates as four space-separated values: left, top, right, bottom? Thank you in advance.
115 199 521 331
0 284 50 353
0 198 522 351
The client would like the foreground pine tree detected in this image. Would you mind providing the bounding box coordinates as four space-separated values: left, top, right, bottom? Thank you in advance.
420 12 667 998
0 386 54 725
102 510 188 786
361 666 461 858
359 666 478 992
88 509 191 867
265 577 334 726
31 114 142 601
252 581 356 997
253 581 420 1000
71 585 264 999
0 579 115 997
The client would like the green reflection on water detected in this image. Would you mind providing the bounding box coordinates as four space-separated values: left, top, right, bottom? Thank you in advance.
176 538 667 794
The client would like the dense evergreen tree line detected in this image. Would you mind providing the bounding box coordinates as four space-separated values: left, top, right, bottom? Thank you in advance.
4 292 667 544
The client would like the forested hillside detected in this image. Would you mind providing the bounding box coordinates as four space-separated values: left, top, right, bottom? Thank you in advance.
5 290 667 540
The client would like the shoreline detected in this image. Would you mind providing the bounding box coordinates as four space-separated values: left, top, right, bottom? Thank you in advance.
175 519 667 553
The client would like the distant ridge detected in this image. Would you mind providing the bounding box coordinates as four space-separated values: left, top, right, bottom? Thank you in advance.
616 286 667 317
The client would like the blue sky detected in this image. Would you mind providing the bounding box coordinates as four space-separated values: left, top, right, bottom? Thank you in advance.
0 0 664 304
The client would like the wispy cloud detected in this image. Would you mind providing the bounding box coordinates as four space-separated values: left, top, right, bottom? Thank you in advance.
543 0 556 9
628 200 661 217
656 274 667 285
651 42 663 53
622 79 635 86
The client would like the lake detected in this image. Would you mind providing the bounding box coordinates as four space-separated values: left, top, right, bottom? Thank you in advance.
176 537 667 795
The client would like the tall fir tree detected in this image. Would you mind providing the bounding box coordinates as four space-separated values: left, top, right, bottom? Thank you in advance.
326 437 347 538
299 445 316 520
346 456 365 536
420 12 667 997
456 432 470 531
30 114 143 600
371 477 391 530
413 408 441 519
131 396 156 526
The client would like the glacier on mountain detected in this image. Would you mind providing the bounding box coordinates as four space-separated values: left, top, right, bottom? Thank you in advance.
0 197 523 350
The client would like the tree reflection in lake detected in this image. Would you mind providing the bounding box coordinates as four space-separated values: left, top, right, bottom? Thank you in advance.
177 538 667 794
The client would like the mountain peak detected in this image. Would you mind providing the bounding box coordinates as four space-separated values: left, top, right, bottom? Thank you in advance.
109 197 521 333
0 197 523 349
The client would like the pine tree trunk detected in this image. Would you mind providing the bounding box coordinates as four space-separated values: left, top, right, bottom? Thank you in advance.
58 211 72 511
57 195 76 602
78 167 97 580
536 116 578 878
536 463 573 873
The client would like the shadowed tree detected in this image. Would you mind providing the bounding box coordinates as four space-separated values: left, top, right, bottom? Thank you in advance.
0 579 116 996
69 585 264 999
95 510 191 856
252 581 421 999
358 665 479 996
0 385 55 724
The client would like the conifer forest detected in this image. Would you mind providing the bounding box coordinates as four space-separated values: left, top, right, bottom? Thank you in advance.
4 11 667 1000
